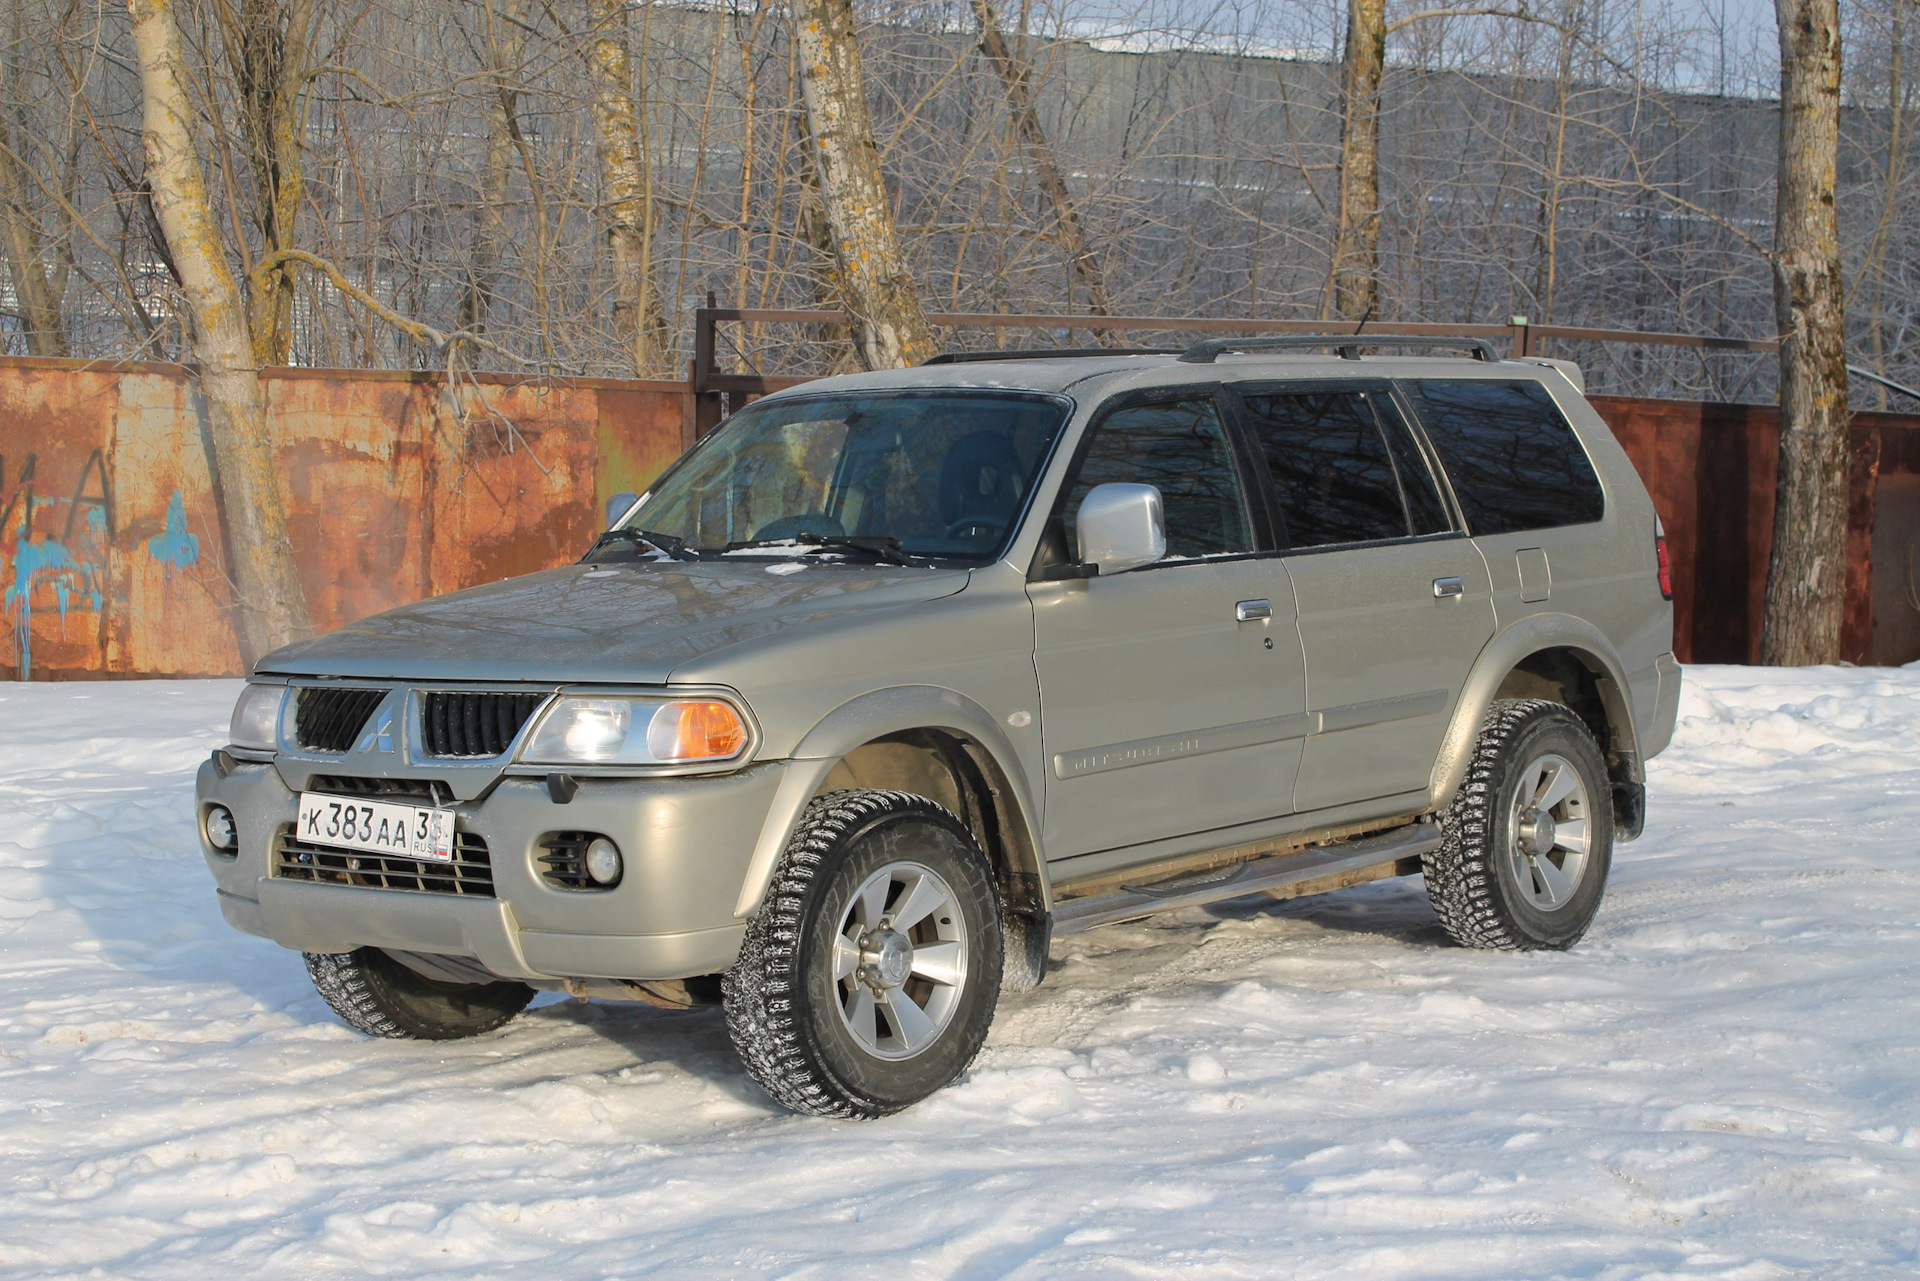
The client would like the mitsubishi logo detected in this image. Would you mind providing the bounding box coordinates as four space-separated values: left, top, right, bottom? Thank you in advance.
357 710 395 754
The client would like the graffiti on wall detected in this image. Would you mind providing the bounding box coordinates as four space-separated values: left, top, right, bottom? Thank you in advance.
2 359 694 679
0 451 113 678
147 490 199 572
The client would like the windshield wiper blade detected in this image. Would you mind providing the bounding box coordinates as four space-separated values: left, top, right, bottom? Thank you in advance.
796 534 915 566
588 527 700 561
711 533 917 565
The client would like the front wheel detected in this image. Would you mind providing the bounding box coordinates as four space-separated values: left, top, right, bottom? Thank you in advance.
724 789 1004 1118
1423 698 1615 950
305 947 535 1040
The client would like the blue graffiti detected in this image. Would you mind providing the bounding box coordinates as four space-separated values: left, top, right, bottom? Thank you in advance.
4 505 106 679
3 448 113 680
147 491 199 570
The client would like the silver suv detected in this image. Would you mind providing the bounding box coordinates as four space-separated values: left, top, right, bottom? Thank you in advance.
195 336 1681 1117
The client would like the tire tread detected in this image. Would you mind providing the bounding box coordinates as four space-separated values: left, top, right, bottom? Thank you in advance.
304 948 531 1040
724 788 996 1118
1423 698 1607 951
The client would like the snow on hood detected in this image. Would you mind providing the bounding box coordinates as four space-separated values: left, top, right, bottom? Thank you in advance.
255 558 969 683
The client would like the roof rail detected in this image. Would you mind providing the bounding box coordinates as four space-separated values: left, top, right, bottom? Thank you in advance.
1177 334 1504 364
920 347 1183 365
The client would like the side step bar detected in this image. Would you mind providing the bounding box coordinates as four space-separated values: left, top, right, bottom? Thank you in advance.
1051 822 1442 936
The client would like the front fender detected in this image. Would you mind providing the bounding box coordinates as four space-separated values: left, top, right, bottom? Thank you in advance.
1429 613 1640 809
731 685 1046 918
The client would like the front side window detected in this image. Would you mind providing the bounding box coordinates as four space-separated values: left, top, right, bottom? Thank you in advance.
1061 398 1252 560
1240 390 1448 549
1403 379 1605 535
624 391 1068 560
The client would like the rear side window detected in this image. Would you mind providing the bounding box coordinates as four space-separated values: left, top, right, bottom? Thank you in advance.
1404 380 1605 535
1238 390 1449 548
1063 398 1252 559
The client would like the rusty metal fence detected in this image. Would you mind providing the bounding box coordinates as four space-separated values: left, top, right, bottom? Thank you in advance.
7 312 1920 679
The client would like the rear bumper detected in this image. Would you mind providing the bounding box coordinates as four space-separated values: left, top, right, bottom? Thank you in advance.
1641 651 1683 760
196 755 781 982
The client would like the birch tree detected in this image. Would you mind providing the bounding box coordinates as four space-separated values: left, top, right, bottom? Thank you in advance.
1762 0 1852 664
584 0 671 377
127 0 310 660
790 0 933 368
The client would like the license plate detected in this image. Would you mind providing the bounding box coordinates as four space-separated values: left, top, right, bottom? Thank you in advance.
296 793 455 863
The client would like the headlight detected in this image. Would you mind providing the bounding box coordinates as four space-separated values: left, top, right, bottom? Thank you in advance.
522 696 750 766
229 683 286 750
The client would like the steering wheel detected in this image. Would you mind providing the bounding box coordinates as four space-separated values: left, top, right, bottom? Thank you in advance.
945 514 1007 543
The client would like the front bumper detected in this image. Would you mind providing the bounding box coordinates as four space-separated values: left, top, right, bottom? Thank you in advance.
196 756 787 982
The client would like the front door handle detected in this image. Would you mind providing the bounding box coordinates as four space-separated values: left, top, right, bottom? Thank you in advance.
1433 576 1465 599
1235 598 1273 622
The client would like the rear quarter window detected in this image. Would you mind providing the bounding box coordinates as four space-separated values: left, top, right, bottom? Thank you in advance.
1403 380 1605 535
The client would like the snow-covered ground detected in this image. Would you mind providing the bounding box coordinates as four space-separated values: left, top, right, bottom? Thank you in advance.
1 667 1917 1278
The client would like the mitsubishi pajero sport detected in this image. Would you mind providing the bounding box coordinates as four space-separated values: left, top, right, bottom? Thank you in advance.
195 335 1682 1117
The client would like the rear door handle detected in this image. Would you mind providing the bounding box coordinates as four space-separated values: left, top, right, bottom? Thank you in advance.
1235 598 1273 621
1433 577 1465 599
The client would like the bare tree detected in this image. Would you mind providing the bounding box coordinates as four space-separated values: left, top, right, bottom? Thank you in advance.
0 0 73 356
584 0 671 377
1329 0 1386 321
456 0 528 342
1762 0 1851 664
790 0 932 368
126 0 310 660
969 0 1113 328
0 0 1905 412
208 0 324 366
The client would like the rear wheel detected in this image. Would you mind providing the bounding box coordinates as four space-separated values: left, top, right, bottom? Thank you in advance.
305 947 535 1040
1423 699 1614 950
724 789 1004 1118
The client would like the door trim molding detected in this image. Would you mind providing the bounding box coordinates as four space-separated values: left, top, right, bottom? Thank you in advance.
1052 711 1319 779
1315 688 1449 734
1051 688 1448 781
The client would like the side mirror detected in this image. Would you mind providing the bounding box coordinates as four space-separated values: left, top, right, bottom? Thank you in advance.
1076 482 1166 576
606 491 639 528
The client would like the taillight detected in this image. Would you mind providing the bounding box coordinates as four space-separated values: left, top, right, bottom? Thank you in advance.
1655 519 1673 600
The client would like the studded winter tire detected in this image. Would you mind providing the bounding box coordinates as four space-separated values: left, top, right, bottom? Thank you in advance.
305 947 536 1040
1423 698 1615 951
724 789 1005 1118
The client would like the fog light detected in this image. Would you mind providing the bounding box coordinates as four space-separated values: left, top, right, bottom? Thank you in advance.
205 805 237 852
585 837 623 886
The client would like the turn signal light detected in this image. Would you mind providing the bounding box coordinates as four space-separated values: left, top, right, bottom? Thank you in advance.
647 700 749 761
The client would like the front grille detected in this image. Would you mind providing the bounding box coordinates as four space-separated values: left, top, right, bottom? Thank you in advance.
537 831 598 890
305 774 452 806
422 691 547 758
295 687 387 753
275 826 495 897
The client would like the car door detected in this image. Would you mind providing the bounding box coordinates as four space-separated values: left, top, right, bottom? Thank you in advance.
1030 392 1309 862
1229 382 1496 814
1397 376 1612 632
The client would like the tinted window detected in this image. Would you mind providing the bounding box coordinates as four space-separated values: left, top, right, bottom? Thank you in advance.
1064 398 1251 559
1404 380 1605 535
1240 390 1447 548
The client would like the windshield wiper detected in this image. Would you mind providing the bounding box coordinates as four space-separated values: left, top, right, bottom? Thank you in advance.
796 534 916 566
587 527 700 561
714 533 917 565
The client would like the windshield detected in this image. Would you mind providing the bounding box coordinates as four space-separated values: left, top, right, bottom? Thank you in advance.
621 390 1070 561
